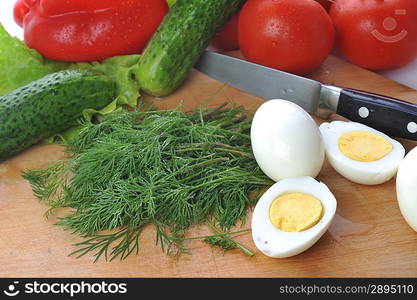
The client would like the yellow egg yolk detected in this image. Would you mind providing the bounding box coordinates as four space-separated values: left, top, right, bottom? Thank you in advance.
338 130 393 162
269 192 323 232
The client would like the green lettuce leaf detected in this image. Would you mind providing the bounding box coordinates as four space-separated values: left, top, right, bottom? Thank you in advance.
72 54 141 109
0 24 68 96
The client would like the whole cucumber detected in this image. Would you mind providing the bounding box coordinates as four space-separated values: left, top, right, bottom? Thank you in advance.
137 0 246 96
0 69 115 160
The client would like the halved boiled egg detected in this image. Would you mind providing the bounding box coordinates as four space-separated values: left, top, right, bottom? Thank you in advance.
319 121 405 185
251 176 336 258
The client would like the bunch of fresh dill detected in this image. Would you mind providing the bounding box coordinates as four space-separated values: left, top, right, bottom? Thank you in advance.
23 103 273 261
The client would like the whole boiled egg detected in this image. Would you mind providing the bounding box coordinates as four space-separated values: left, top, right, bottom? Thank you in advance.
319 121 405 185
396 146 417 232
251 176 337 258
251 100 324 181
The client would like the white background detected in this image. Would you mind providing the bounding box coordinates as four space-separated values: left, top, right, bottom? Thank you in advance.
0 0 416 90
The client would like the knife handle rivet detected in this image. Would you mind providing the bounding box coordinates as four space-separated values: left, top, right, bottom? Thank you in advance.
358 107 370 118
407 122 417 134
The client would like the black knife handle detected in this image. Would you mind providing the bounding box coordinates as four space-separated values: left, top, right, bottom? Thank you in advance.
336 88 417 140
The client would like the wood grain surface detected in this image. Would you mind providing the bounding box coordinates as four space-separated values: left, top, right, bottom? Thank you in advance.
1 54 417 278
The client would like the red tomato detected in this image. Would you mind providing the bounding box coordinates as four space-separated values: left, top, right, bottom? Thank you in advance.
13 0 30 27
238 0 335 75
211 13 240 52
18 0 168 62
315 0 331 11
330 0 417 70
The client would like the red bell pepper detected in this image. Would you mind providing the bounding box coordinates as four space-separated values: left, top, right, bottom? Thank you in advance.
14 0 168 62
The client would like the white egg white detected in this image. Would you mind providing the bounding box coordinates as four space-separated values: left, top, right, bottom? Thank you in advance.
319 121 405 185
250 99 324 182
396 146 417 232
251 176 337 258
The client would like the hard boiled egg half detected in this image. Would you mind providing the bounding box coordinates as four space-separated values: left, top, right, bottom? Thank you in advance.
319 121 405 185
251 176 337 258
251 99 324 181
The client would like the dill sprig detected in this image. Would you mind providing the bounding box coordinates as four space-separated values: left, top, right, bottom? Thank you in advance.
23 103 273 261
203 222 254 256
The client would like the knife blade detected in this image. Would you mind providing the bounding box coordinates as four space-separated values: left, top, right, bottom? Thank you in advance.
195 50 417 141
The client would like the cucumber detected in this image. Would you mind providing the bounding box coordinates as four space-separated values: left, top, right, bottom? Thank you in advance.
137 0 246 96
0 69 115 160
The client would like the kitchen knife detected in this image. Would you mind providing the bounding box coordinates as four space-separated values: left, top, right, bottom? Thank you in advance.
195 50 417 141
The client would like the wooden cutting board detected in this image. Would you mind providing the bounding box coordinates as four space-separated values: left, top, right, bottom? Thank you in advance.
1 54 417 278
